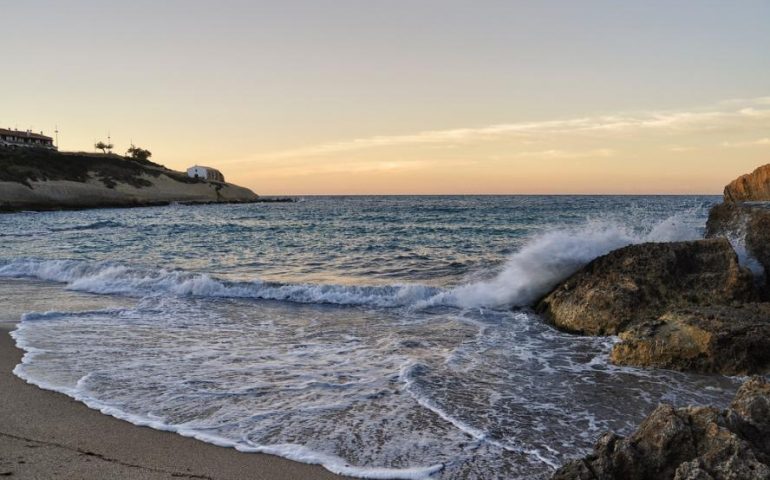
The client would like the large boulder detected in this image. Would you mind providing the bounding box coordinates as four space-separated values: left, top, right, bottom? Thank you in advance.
552 377 770 480
723 163 770 202
535 239 757 336
610 304 770 375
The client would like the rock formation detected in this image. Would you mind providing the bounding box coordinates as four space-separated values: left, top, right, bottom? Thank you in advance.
610 304 770 375
534 238 770 375
723 163 770 202
707 202 770 283
535 239 757 336
546 164 770 478
551 377 770 480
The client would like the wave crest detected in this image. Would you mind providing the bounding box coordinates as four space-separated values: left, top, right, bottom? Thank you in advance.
418 210 705 309
0 258 440 308
0 211 705 310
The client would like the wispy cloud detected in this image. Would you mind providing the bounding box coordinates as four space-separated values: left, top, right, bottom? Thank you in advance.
248 158 477 178
720 137 770 148
228 96 770 163
490 148 615 160
667 145 697 152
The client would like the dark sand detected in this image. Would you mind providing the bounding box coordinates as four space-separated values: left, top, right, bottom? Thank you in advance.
0 315 350 479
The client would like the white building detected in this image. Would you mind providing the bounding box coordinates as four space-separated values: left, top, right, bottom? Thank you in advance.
187 165 225 182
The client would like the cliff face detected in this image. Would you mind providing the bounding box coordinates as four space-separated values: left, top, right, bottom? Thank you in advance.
0 149 259 211
723 163 770 202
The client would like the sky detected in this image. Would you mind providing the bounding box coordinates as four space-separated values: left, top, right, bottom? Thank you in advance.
2 1 769 194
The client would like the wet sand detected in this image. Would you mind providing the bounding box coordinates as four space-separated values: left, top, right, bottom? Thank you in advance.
0 321 349 479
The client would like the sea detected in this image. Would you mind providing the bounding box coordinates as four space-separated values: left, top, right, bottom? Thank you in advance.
0 196 746 479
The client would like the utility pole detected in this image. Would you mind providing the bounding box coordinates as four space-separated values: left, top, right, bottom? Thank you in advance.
54 125 59 148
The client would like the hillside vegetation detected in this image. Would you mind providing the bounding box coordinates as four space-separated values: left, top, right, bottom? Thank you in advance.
0 148 200 189
0 147 263 211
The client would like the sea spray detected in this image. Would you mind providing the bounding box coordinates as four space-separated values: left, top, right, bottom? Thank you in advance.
419 210 705 309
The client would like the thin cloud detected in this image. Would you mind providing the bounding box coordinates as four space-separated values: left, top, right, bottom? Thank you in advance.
492 148 615 160
226 96 770 163
667 145 697 152
720 137 770 148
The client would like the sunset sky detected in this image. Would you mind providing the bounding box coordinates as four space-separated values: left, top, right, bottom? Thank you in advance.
2 1 769 194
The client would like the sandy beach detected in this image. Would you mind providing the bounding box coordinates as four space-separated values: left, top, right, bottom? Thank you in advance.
0 286 349 480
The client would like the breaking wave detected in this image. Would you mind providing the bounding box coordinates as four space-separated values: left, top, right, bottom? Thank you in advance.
0 211 705 310
421 211 703 309
0 258 440 308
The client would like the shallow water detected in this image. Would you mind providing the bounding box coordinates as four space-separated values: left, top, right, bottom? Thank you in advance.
0 196 743 479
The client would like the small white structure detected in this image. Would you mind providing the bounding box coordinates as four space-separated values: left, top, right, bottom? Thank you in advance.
187 165 225 182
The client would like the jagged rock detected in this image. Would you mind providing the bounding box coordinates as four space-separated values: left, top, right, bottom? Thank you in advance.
706 202 770 285
552 377 770 480
723 164 770 202
746 210 770 277
610 304 770 375
535 239 757 335
705 202 746 238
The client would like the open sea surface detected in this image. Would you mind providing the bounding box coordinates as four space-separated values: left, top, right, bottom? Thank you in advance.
0 196 745 479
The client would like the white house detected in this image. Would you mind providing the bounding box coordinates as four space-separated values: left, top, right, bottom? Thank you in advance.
187 165 225 182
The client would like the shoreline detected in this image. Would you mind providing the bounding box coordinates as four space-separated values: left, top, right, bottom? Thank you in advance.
0 324 349 480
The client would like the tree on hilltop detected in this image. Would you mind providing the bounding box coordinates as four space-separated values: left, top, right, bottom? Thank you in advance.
126 145 152 162
95 141 114 154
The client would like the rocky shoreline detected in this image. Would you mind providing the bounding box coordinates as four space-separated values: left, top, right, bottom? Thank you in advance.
544 164 770 479
553 377 770 480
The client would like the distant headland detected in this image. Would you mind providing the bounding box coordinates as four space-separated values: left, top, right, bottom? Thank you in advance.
0 132 290 212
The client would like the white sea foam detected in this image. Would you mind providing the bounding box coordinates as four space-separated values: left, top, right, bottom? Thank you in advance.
7 283 740 479
0 259 440 308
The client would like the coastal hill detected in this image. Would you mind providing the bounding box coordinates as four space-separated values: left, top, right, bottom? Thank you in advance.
0 148 259 211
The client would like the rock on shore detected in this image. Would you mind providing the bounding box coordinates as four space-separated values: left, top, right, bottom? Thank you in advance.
610 304 770 375
534 238 770 375
552 377 770 480
707 202 770 282
535 239 757 336
545 164 770 479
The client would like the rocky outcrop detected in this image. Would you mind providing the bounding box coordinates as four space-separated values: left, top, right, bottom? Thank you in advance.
707 202 770 282
535 239 757 336
552 377 770 480
723 163 770 202
610 304 770 375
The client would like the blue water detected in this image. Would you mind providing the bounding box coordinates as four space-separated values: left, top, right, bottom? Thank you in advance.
0 196 743 479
